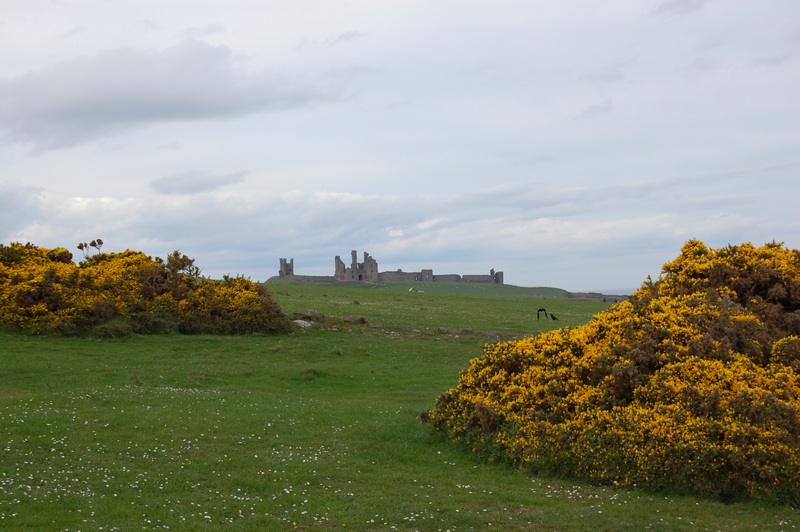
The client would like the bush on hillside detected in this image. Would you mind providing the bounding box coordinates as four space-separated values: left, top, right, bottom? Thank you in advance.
422 240 800 505
0 242 292 336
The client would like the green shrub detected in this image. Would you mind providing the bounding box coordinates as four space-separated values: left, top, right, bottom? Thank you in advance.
92 318 134 339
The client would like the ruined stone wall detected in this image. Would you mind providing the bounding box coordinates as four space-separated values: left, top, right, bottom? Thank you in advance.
462 275 494 283
432 274 462 283
379 270 427 282
462 269 503 283
334 255 348 281
361 252 379 282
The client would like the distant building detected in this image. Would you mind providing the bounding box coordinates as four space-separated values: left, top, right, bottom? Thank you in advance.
334 250 503 284
278 258 294 276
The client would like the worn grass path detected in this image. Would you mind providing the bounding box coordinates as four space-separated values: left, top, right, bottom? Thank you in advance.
0 283 796 530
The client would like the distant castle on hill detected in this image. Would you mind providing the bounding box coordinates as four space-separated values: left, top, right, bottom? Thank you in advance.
278 250 502 284
336 250 503 283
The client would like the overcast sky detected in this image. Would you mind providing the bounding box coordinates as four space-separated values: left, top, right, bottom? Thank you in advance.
1 0 797 292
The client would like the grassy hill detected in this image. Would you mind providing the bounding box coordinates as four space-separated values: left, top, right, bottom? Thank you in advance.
266 281 604 337
264 275 619 300
0 284 794 531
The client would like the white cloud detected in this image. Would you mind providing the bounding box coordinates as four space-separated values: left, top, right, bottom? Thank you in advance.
4 163 796 291
0 39 344 152
150 170 248 195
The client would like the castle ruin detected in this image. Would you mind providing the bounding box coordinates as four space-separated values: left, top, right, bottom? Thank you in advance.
278 258 294 276
334 250 503 284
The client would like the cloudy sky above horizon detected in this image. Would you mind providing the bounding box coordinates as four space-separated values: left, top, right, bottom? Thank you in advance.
1 0 797 293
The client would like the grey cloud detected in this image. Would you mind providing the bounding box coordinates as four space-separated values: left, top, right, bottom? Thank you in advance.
580 69 625 84
692 36 725 53
325 65 376 82
130 190 427 252
448 185 573 215
0 182 44 236
0 39 343 152
753 53 793 67
510 155 556 167
137 19 161 33
685 55 724 76
184 24 226 39
580 58 636 85
295 31 365 54
579 98 613 119
149 170 248 195
446 166 781 225
326 31 365 46
58 26 85 39
492 150 556 167
650 0 712 17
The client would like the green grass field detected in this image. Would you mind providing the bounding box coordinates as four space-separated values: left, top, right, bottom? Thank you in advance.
0 282 796 530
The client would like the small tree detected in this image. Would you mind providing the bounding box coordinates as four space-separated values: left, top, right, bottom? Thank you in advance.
77 238 103 258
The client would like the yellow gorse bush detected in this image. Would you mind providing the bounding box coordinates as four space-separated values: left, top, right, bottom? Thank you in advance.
0 242 291 336
423 240 800 504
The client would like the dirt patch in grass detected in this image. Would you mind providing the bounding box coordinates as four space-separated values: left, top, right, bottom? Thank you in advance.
0 388 27 397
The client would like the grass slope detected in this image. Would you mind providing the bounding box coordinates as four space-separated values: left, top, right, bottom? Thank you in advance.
269 283 599 337
0 284 795 531
266 276 571 299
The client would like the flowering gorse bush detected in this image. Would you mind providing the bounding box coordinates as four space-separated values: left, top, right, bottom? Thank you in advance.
0 242 292 336
422 241 800 505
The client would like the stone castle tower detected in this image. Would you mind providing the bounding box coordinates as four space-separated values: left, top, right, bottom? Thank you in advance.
278 258 294 276
334 250 379 281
